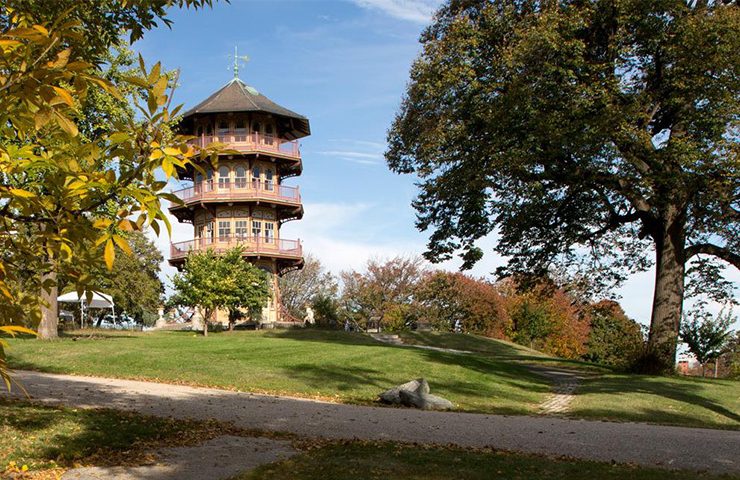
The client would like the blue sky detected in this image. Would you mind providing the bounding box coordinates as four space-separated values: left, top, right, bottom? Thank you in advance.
135 0 737 325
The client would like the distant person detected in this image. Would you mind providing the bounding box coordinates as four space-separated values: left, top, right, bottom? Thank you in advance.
453 319 462 333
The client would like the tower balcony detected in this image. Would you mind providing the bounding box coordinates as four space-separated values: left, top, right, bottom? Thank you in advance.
170 181 301 209
169 236 303 265
187 133 301 160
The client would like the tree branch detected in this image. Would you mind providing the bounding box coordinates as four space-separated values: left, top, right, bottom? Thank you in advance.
686 243 740 269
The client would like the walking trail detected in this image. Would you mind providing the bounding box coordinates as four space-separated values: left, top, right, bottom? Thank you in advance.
5 370 740 475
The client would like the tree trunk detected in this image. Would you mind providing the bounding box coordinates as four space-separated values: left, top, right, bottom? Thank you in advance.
203 309 210 337
37 270 58 340
647 215 686 372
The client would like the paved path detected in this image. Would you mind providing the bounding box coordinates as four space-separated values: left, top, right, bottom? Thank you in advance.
4 370 740 474
525 365 586 414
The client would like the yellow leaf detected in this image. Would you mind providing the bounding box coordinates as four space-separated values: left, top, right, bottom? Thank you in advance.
109 132 129 144
52 86 74 106
162 158 174 179
54 111 78 137
163 147 181 156
9 188 36 199
34 110 51 130
104 239 115 271
0 282 13 300
0 325 36 337
93 218 112 229
112 235 132 255
51 48 71 69
117 219 134 231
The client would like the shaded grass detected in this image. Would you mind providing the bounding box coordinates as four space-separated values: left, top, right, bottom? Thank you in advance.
0 398 238 475
7 329 550 415
236 441 736 480
399 332 613 373
569 374 740 430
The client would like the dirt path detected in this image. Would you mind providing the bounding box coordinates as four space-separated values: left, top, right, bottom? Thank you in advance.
4 370 739 474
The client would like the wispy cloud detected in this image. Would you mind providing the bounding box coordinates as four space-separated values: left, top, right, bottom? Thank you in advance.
350 0 441 23
316 150 384 165
328 138 387 149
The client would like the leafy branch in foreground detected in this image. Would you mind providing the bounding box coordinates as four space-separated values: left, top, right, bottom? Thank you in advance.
0 2 223 339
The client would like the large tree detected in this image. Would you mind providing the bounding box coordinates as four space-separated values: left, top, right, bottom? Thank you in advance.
386 0 739 370
0 1 218 339
340 256 426 331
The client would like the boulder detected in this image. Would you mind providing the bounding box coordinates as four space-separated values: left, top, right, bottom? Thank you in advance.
378 378 453 411
379 378 428 404
399 389 454 411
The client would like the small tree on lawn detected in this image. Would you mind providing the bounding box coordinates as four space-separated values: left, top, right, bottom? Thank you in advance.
680 309 735 377
171 248 271 336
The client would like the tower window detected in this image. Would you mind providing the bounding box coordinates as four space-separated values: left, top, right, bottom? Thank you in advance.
195 173 203 193
218 166 230 190
252 166 261 189
218 220 231 241
235 220 248 239
252 220 262 239
235 166 247 189
265 169 274 191
252 122 261 143
265 124 274 145
264 222 274 243
205 168 214 192
235 119 247 140
217 120 230 140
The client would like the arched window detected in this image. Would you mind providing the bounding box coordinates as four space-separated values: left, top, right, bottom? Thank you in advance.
218 166 230 190
265 169 274 191
252 166 260 189
205 123 213 137
195 173 203 194
235 166 247 189
196 126 203 138
265 124 274 145
205 168 213 192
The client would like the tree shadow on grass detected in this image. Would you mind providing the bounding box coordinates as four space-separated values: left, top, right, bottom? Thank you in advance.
264 329 380 347
0 398 214 469
572 375 740 429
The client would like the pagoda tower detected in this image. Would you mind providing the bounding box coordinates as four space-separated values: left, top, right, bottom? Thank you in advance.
168 75 309 325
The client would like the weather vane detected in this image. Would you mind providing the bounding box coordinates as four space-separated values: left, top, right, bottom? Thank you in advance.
230 46 250 79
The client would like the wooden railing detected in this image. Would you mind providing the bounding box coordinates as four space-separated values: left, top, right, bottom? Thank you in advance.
170 235 302 260
171 181 301 205
187 132 300 159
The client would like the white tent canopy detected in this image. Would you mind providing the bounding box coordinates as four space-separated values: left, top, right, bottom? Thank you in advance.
58 291 114 309
58 291 115 328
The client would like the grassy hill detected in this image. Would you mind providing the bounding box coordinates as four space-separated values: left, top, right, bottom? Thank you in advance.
6 329 739 429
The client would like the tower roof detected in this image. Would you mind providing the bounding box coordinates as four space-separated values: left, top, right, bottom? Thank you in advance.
182 78 310 139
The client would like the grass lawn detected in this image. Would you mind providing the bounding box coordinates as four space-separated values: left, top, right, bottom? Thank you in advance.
6 329 550 416
0 398 238 477
569 374 740 429
6 329 740 429
2 400 733 480
238 441 736 480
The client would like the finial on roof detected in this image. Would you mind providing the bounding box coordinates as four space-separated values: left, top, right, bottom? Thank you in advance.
231 46 250 79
